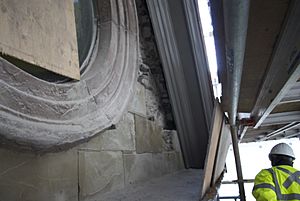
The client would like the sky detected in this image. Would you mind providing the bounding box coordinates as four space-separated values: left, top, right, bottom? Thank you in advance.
198 0 221 99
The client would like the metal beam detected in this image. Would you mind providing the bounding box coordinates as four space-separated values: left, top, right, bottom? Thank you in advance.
261 111 300 126
252 1 300 128
280 81 300 104
222 179 254 184
284 131 300 139
238 126 249 143
260 122 300 141
222 1 249 200
220 0 250 200
223 0 250 126
230 125 246 201
254 60 300 128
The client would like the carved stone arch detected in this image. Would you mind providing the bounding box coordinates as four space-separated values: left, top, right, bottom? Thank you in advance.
0 0 139 151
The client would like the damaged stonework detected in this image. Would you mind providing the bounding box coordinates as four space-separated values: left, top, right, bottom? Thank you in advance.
0 0 139 151
136 0 175 130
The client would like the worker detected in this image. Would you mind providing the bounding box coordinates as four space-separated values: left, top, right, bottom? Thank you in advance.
252 143 300 201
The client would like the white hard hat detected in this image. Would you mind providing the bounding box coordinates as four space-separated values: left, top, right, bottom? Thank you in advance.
269 143 295 160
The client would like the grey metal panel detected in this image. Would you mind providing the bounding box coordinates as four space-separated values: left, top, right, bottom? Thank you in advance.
146 0 214 168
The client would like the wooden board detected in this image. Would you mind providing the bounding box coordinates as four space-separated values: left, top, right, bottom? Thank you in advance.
212 121 231 184
0 0 80 80
200 102 223 199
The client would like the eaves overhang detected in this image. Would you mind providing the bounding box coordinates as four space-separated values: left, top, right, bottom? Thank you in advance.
146 0 215 168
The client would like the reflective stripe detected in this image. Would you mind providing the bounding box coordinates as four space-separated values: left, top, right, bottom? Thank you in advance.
276 167 300 189
276 166 293 174
268 168 281 197
253 183 276 192
283 171 300 189
267 168 300 200
281 193 300 200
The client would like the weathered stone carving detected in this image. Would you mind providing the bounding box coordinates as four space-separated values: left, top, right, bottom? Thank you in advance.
0 0 139 151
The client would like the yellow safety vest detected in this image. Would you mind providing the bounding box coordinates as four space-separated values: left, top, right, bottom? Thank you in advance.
253 165 300 201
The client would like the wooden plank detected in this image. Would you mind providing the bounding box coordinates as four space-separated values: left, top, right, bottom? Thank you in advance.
201 102 223 199
212 121 231 184
0 0 80 80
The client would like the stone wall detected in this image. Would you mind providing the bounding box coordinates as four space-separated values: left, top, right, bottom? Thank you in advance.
0 1 184 200
0 0 140 151
0 92 184 201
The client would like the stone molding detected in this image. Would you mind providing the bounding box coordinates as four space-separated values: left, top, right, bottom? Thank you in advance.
0 0 139 151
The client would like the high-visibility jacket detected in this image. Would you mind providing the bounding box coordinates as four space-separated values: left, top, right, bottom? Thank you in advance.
252 165 300 201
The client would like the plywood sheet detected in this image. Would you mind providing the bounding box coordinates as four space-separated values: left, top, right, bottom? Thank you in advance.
212 121 231 184
200 102 223 198
0 0 80 79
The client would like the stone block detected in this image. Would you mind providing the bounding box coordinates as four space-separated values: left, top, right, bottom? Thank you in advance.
0 148 78 201
79 151 124 200
124 153 155 184
135 115 163 153
79 113 135 151
128 82 147 116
